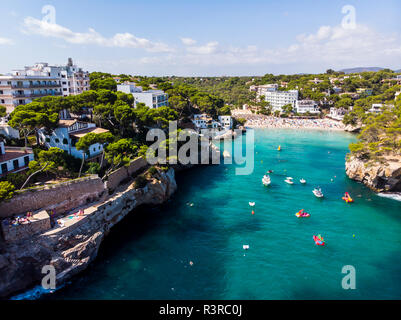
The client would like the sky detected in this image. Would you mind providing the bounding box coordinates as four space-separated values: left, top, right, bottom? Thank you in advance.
0 0 400 76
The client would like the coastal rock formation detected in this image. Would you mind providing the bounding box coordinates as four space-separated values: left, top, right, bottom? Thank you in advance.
0 168 177 298
346 156 401 192
344 123 362 133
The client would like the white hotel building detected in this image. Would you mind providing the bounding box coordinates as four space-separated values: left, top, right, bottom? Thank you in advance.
264 89 299 111
117 83 168 109
0 59 89 114
295 100 320 114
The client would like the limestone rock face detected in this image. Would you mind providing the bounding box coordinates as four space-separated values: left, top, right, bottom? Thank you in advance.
345 156 401 192
0 168 177 298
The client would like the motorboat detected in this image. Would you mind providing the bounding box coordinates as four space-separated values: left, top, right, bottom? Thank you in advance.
300 178 306 184
262 175 271 186
284 177 294 184
312 187 324 198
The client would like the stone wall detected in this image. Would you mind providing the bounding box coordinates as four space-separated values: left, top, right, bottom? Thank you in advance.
1 211 51 242
0 176 106 218
0 168 177 298
105 157 148 192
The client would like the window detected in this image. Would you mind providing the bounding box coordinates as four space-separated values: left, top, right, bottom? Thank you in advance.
54 138 60 143
13 159 19 169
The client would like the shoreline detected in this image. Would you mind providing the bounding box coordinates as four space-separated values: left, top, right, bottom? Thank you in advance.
244 116 345 131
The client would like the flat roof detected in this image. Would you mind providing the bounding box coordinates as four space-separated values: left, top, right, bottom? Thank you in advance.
70 127 109 139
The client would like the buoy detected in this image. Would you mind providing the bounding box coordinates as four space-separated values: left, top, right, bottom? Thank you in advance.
251 210 255 215
189 261 194 266
353 234 355 238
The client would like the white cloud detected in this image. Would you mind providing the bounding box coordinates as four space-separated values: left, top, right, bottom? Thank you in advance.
0 37 14 45
186 41 219 54
140 24 401 69
180 37 196 46
22 17 173 52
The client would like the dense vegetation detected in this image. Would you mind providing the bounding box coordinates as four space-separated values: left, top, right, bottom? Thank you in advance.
348 92 401 162
2 68 400 197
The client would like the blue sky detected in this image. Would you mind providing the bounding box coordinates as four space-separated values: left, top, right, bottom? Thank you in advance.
0 0 400 76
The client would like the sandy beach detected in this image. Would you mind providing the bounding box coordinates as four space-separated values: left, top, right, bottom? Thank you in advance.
232 111 345 131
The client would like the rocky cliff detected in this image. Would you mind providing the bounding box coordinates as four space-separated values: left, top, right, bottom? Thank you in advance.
345 156 401 192
0 168 177 298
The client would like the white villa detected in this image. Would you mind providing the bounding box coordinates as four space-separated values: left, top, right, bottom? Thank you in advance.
218 115 233 129
329 107 347 120
0 118 20 139
295 100 320 114
0 139 34 177
117 83 168 109
367 104 383 114
192 114 213 130
38 120 109 162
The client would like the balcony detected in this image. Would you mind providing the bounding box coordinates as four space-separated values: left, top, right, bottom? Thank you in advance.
0 83 61 89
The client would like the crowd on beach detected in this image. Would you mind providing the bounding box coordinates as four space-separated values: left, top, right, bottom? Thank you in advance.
236 113 345 131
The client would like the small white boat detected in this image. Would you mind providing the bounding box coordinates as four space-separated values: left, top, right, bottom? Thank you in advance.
284 177 294 184
262 175 271 186
249 202 255 207
300 178 306 184
243 245 249 250
313 187 324 198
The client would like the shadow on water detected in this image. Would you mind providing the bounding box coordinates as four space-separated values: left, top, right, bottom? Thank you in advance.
286 251 401 300
45 165 233 300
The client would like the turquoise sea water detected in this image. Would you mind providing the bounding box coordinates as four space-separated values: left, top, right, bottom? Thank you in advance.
47 129 401 300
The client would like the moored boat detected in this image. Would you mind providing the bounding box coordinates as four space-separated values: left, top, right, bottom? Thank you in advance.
262 175 271 186
312 187 324 198
284 177 294 184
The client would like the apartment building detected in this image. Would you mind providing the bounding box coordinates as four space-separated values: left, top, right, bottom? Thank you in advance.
249 84 278 99
0 58 89 113
117 83 168 109
264 89 299 111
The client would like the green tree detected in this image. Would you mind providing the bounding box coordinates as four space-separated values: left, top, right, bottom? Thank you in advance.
0 181 16 202
20 147 65 189
76 133 99 177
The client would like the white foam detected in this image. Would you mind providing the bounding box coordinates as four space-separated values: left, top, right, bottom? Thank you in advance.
378 193 401 202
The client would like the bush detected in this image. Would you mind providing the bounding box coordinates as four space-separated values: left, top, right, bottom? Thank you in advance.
160 166 169 172
86 162 101 174
148 166 158 176
134 174 148 189
6 171 29 189
0 181 16 202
